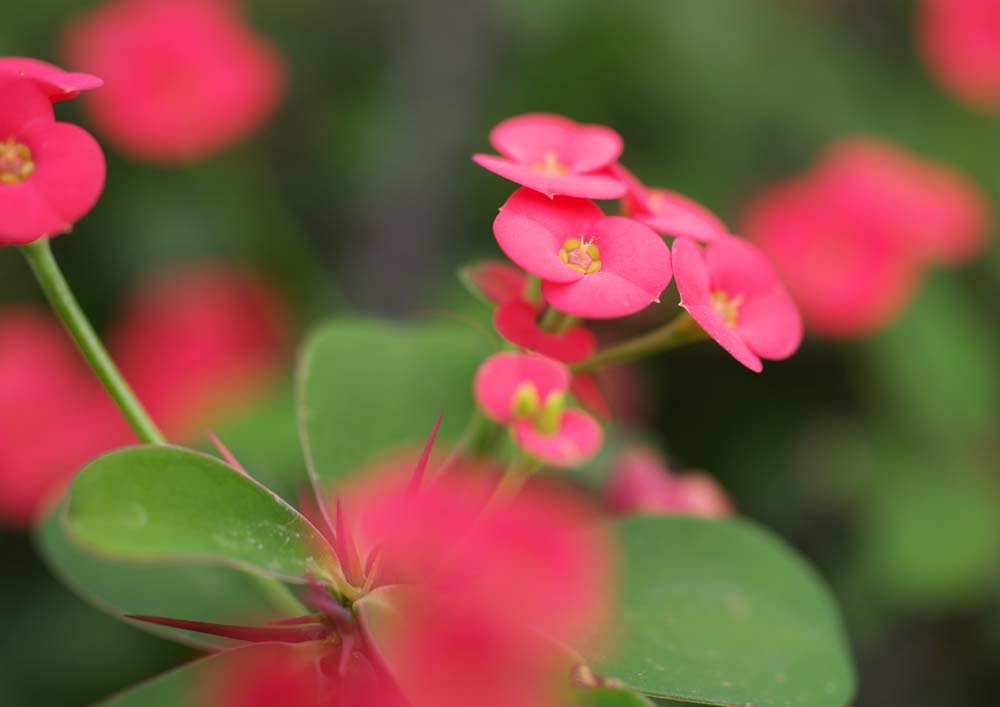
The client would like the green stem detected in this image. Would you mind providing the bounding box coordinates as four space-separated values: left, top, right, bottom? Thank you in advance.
539 307 576 334
19 239 166 445
571 311 708 373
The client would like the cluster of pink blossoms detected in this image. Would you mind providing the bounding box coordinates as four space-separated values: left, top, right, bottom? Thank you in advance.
744 138 990 338
469 113 803 466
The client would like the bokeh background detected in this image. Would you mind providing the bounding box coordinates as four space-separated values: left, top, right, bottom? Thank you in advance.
2 0 999 705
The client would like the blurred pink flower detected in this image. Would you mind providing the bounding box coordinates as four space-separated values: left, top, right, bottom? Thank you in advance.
111 264 288 439
61 0 285 162
604 447 732 518
744 139 991 338
673 236 802 373
474 113 627 199
347 467 614 707
493 299 596 364
0 263 288 528
0 75 105 245
197 644 326 707
494 188 672 319
920 0 1000 111
614 163 729 242
474 352 602 466
0 57 102 102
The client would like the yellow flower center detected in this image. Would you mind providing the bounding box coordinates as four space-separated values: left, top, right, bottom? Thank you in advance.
510 382 565 436
0 137 34 185
559 236 602 275
531 151 569 176
711 291 744 328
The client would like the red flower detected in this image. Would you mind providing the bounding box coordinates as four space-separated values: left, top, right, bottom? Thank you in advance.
0 74 105 245
473 113 627 199
673 236 802 373
920 0 1000 111
61 0 286 162
744 138 990 338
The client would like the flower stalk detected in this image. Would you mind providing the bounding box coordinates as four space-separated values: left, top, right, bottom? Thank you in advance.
19 238 166 445
571 311 707 373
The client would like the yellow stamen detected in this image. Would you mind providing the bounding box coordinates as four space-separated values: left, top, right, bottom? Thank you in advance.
558 236 602 275
0 137 34 185
711 291 744 328
530 151 569 176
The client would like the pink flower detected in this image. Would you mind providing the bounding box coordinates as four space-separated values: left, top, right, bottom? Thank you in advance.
604 448 732 518
0 57 102 102
920 0 1000 111
0 75 106 245
743 139 990 338
111 263 288 439
473 352 603 466
615 164 729 242
473 113 627 199
494 188 672 319
61 0 286 162
673 236 802 373
346 467 614 707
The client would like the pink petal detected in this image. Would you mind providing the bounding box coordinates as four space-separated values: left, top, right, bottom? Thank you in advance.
704 236 781 299
493 299 596 363
541 216 672 319
0 181 70 244
473 352 570 423
493 188 604 283
736 288 803 362
636 188 729 242
569 373 611 420
459 260 529 305
488 113 623 172
512 409 603 467
0 78 54 135
0 57 103 102
673 238 762 372
473 154 627 199
17 119 106 231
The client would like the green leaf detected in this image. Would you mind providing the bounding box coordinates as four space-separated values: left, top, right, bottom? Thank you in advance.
572 687 657 707
297 317 496 484
36 501 295 649
589 516 855 707
95 643 318 707
65 445 337 584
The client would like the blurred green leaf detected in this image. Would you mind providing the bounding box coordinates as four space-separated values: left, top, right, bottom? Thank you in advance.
868 273 998 445
866 472 1000 611
65 446 336 583
588 516 855 707
572 687 656 707
36 500 289 649
297 316 496 484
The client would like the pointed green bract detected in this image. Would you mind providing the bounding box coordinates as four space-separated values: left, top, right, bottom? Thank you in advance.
296 317 496 484
65 445 337 584
588 516 855 707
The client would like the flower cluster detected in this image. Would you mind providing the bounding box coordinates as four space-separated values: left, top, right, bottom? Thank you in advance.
743 138 991 338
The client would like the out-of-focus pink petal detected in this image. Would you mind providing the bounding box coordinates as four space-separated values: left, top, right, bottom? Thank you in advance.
489 113 623 172
636 188 729 242
493 299 596 363
604 448 732 518
569 373 612 421
513 409 603 467
61 0 286 162
0 57 103 102
920 0 1000 111
473 352 570 423
460 260 528 305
